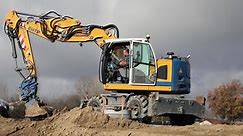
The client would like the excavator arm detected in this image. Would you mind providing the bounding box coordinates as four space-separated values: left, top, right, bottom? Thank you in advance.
4 10 119 117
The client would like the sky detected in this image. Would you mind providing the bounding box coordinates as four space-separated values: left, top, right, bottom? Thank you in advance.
0 0 243 98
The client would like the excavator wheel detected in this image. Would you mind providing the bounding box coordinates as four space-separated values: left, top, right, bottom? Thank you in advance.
87 97 101 107
87 96 106 111
127 95 149 122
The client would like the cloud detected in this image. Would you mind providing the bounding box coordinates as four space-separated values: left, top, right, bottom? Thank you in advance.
191 69 243 97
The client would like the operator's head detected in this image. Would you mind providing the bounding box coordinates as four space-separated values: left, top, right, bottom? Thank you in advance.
123 48 129 57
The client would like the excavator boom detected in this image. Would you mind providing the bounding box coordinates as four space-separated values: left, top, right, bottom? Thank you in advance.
4 10 119 118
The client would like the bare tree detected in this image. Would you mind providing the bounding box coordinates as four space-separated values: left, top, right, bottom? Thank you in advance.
75 76 105 99
43 94 81 110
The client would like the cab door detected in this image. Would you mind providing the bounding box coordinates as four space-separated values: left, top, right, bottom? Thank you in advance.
129 41 157 85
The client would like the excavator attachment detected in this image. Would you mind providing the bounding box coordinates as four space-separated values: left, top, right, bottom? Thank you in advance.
4 10 119 119
24 100 48 118
17 77 50 118
4 11 119 118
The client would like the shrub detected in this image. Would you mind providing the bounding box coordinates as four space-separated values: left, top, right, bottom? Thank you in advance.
208 80 243 121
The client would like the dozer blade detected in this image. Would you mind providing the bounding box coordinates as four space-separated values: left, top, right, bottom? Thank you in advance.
25 99 48 118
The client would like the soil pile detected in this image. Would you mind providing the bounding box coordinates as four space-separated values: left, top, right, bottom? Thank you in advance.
0 107 242 136
50 107 144 129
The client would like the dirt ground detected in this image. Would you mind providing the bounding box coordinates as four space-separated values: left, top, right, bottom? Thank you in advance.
0 107 242 136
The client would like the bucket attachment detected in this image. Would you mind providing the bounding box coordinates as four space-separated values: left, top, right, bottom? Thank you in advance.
25 99 48 118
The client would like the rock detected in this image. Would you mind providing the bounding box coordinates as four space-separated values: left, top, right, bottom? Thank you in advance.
29 122 36 127
200 120 212 125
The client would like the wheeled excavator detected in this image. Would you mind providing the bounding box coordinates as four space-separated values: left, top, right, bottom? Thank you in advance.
4 10 205 124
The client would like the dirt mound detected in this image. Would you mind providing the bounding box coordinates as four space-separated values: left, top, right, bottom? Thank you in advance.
50 107 144 129
0 107 145 136
73 107 110 128
0 107 242 136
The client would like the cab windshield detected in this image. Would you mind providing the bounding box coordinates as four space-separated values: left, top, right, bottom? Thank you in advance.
131 42 156 84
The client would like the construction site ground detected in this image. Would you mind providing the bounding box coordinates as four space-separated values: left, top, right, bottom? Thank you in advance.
0 107 242 136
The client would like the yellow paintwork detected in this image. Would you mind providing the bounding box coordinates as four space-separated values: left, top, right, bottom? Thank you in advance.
156 59 172 82
104 84 172 92
22 21 47 39
66 28 116 47
148 86 171 91
5 11 19 29
18 28 36 76
5 10 118 79
149 65 156 77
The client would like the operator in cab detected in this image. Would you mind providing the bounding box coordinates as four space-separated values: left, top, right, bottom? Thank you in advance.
109 46 130 83
119 47 129 68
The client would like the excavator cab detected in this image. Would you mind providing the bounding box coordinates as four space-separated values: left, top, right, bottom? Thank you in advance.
100 38 190 94
100 38 156 85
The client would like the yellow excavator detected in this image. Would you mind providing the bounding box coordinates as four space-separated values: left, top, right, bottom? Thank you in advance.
4 10 205 124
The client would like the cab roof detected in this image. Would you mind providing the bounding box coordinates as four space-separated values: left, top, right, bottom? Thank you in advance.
105 38 148 43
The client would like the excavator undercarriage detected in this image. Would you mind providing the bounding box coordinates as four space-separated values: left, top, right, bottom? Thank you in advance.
82 92 205 125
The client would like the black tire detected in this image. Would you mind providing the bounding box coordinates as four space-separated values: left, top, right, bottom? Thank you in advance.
87 97 101 108
0 108 9 118
87 96 106 111
127 95 148 122
0 100 9 118
170 115 196 125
